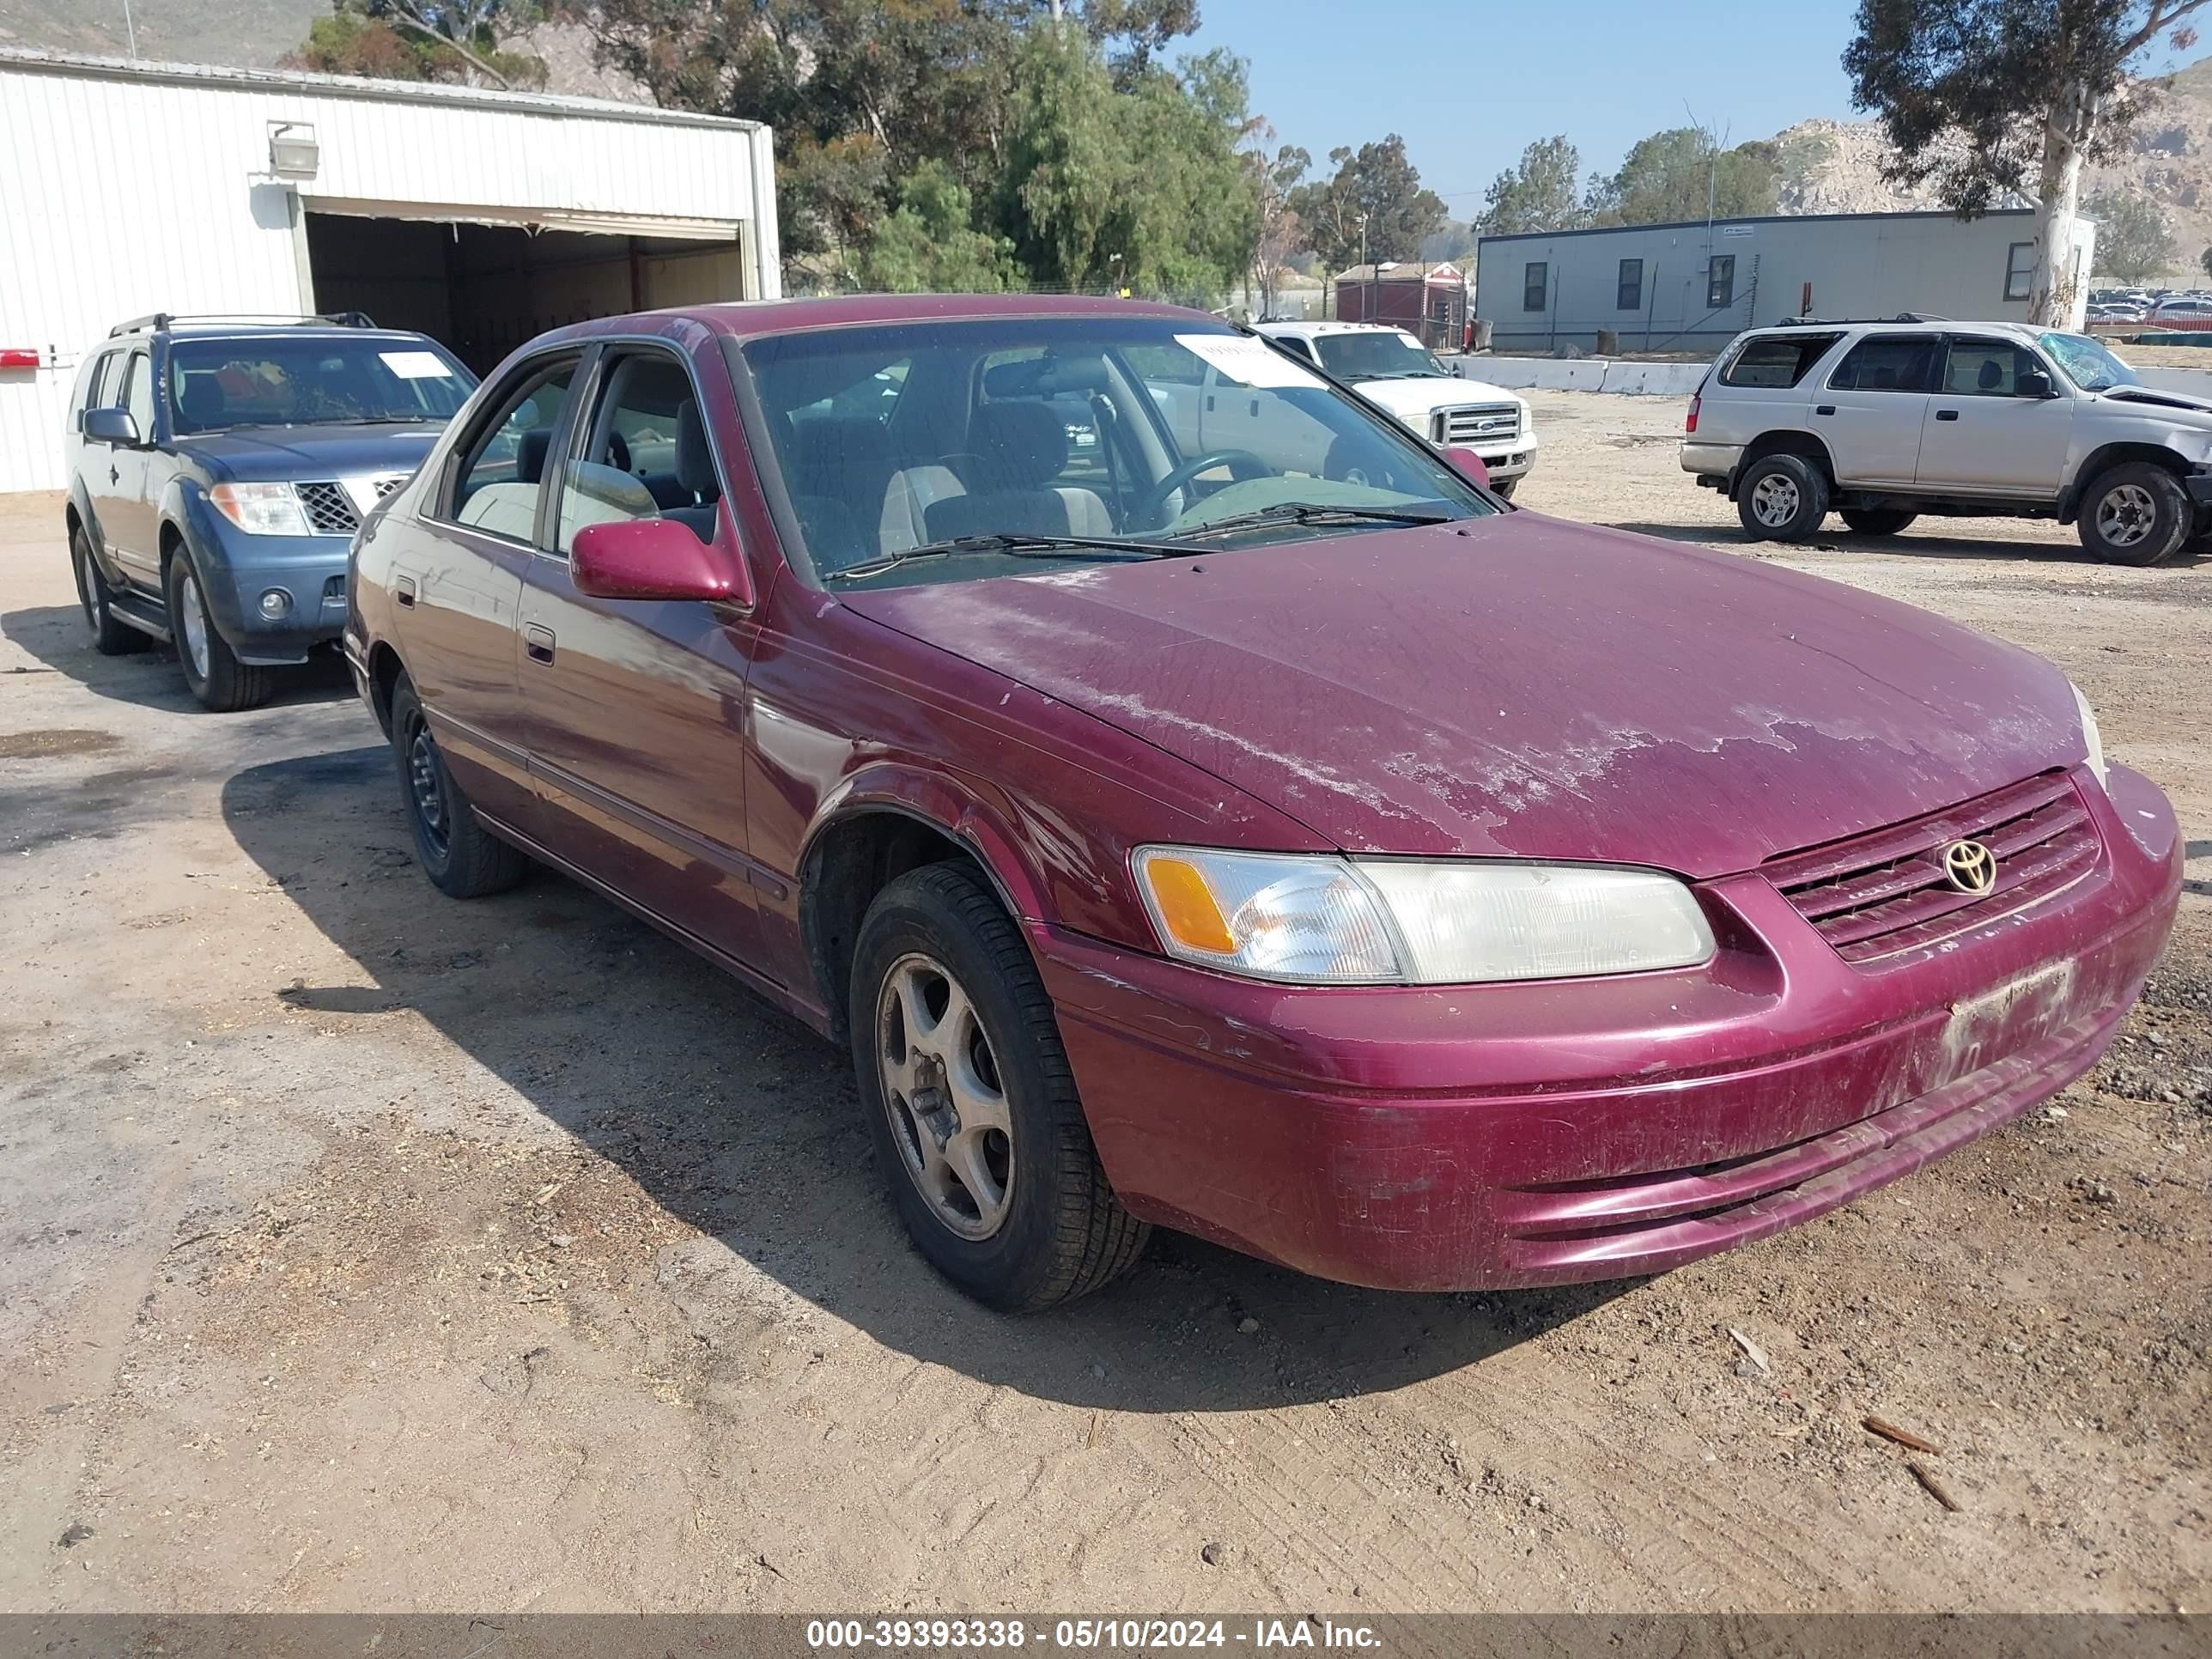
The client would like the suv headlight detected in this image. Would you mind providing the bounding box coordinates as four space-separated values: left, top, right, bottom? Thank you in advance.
2070 680 2107 785
1132 848 1716 985
210 481 311 537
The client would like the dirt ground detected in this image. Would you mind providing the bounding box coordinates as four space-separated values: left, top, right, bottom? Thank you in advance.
2 390 2208 1618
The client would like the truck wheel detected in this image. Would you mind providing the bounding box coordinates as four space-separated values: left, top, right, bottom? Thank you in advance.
166 553 275 711
73 526 146 655
849 862 1149 1312
388 673 529 899
1492 479 1517 501
1735 454 1828 542
1840 508 1917 536
2077 463 2191 567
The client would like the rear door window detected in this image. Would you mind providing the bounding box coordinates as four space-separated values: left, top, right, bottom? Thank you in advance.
447 356 580 543
1826 335 1940 393
1720 334 1843 389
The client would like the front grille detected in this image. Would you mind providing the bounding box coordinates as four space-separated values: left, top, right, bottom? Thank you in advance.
1763 772 2100 965
371 473 406 501
1433 403 1521 446
295 480 359 537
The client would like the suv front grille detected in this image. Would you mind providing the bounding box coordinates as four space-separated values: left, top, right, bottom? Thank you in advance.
1763 772 2100 965
1433 404 1521 446
295 481 360 537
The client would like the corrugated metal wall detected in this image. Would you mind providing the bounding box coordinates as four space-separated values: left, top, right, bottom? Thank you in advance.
0 54 777 492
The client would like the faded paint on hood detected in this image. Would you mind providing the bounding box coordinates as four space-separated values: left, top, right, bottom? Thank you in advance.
839 514 2086 877
177 424 446 483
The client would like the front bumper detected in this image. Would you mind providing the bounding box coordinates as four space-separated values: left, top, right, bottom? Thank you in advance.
1033 764 2181 1291
179 495 350 665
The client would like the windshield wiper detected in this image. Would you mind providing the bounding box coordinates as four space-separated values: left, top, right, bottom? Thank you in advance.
1169 502 1453 542
828 532 1187 581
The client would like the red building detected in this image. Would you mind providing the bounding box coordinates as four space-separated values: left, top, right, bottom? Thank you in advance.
1333 261 1469 349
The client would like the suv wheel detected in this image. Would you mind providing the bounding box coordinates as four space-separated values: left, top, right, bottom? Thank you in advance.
2078 463 2191 567
1840 508 1917 537
388 672 529 899
72 527 145 655
1736 454 1829 542
166 554 276 711
849 863 1148 1311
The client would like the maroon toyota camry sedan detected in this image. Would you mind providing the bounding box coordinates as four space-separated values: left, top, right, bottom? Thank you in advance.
343 296 2181 1311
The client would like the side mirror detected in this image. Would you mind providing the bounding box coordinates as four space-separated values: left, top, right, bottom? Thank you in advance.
1443 445 1492 489
2017 368 2056 399
85 406 141 446
571 515 754 606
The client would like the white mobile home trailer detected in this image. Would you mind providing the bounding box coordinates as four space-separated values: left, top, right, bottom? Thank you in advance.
0 49 780 493
1475 209 2095 357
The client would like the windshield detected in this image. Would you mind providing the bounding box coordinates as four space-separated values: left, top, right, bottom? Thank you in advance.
1312 331 1448 380
2039 331 2140 393
736 317 1494 587
168 337 475 434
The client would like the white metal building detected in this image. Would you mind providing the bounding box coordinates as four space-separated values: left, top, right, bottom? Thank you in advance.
0 49 780 493
1475 209 2095 357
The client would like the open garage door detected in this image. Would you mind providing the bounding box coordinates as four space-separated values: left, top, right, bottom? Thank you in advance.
303 210 755 374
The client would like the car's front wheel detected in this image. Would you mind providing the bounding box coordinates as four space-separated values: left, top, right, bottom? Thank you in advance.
849 863 1148 1311
1735 454 1829 542
73 527 145 655
2077 463 2191 567
1840 507 1917 536
1492 479 1517 501
388 672 529 899
166 553 274 711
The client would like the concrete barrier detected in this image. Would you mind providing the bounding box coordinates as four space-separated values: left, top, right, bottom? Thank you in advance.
1443 355 1706 396
2135 365 2212 401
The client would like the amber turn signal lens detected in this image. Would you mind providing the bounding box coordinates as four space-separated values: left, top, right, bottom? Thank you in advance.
1139 854 1237 955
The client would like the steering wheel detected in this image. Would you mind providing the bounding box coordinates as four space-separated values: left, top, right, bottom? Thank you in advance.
1134 449 1271 526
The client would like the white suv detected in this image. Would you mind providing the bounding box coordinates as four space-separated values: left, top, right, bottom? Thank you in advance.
1258 322 1537 495
1680 319 2212 567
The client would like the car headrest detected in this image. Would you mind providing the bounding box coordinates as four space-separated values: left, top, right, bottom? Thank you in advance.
1977 357 2004 392
516 428 551 485
969 402 1068 492
179 376 227 428
677 398 719 501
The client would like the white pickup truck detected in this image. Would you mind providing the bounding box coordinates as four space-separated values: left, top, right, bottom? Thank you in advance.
1252 321 1537 495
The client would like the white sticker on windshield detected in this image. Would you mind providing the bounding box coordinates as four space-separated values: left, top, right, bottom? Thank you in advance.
380 350 454 380
1176 333 1325 389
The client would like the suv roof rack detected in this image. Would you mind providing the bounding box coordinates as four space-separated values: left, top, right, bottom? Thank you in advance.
1766 313 1953 328
107 311 380 337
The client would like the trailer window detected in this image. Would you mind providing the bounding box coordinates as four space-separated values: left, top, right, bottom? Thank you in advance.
1719 333 1843 389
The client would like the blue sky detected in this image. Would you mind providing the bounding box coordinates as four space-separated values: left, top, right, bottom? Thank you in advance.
1183 0 2199 221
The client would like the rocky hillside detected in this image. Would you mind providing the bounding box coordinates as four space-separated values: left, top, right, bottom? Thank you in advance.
1773 56 2212 279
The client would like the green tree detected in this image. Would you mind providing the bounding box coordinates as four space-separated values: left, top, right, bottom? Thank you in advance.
2201 243 2212 279
287 0 544 86
1287 135 1447 274
2087 189 2179 280
1244 127 1310 316
1480 135 1583 235
858 161 1024 291
1845 0 2211 324
1584 127 1779 227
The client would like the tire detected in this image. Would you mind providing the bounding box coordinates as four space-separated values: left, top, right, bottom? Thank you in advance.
388 672 529 900
849 862 1148 1311
1840 507 1917 536
1322 434 1416 493
1492 479 1517 501
72 526 146 655
2076 462 2191 567
165 551 275 711
1735 453 1829 542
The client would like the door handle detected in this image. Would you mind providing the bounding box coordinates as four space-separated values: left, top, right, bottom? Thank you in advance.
1205 395 1215 412
1813 405 1835 416
1935 409 1960 422
1249 398 1260 416
524 623 556 665
110 465 120 485
394 575 416 609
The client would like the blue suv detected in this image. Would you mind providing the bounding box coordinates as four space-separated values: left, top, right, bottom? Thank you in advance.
64 314 476 709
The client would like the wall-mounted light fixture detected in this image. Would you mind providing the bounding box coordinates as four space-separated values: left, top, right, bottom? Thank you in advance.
268 121 319 179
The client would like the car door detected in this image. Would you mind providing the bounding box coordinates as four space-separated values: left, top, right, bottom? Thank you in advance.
515 339 768 971
1813 333 1939 487
397 349 582 837
87 348 162 589
1915 336 2074 498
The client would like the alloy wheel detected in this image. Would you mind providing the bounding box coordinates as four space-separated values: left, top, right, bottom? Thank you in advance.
76 541 102 632
1750 473 1801 528
175 567 212 681
2097 483 2157 550
876 951 1014 1241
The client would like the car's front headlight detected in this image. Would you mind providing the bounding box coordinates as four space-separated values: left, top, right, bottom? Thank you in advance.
2070 680 2107 785
1131 847 1716 986
210 481 311 537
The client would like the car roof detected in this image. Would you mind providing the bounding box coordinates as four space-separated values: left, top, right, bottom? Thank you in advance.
1742 318 2047 343
532 293 1224 349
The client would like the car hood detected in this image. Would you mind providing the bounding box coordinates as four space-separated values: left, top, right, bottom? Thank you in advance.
838 514 2085 878
177 423 445 483
1352 376 1518 421
2099 384 2212 419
